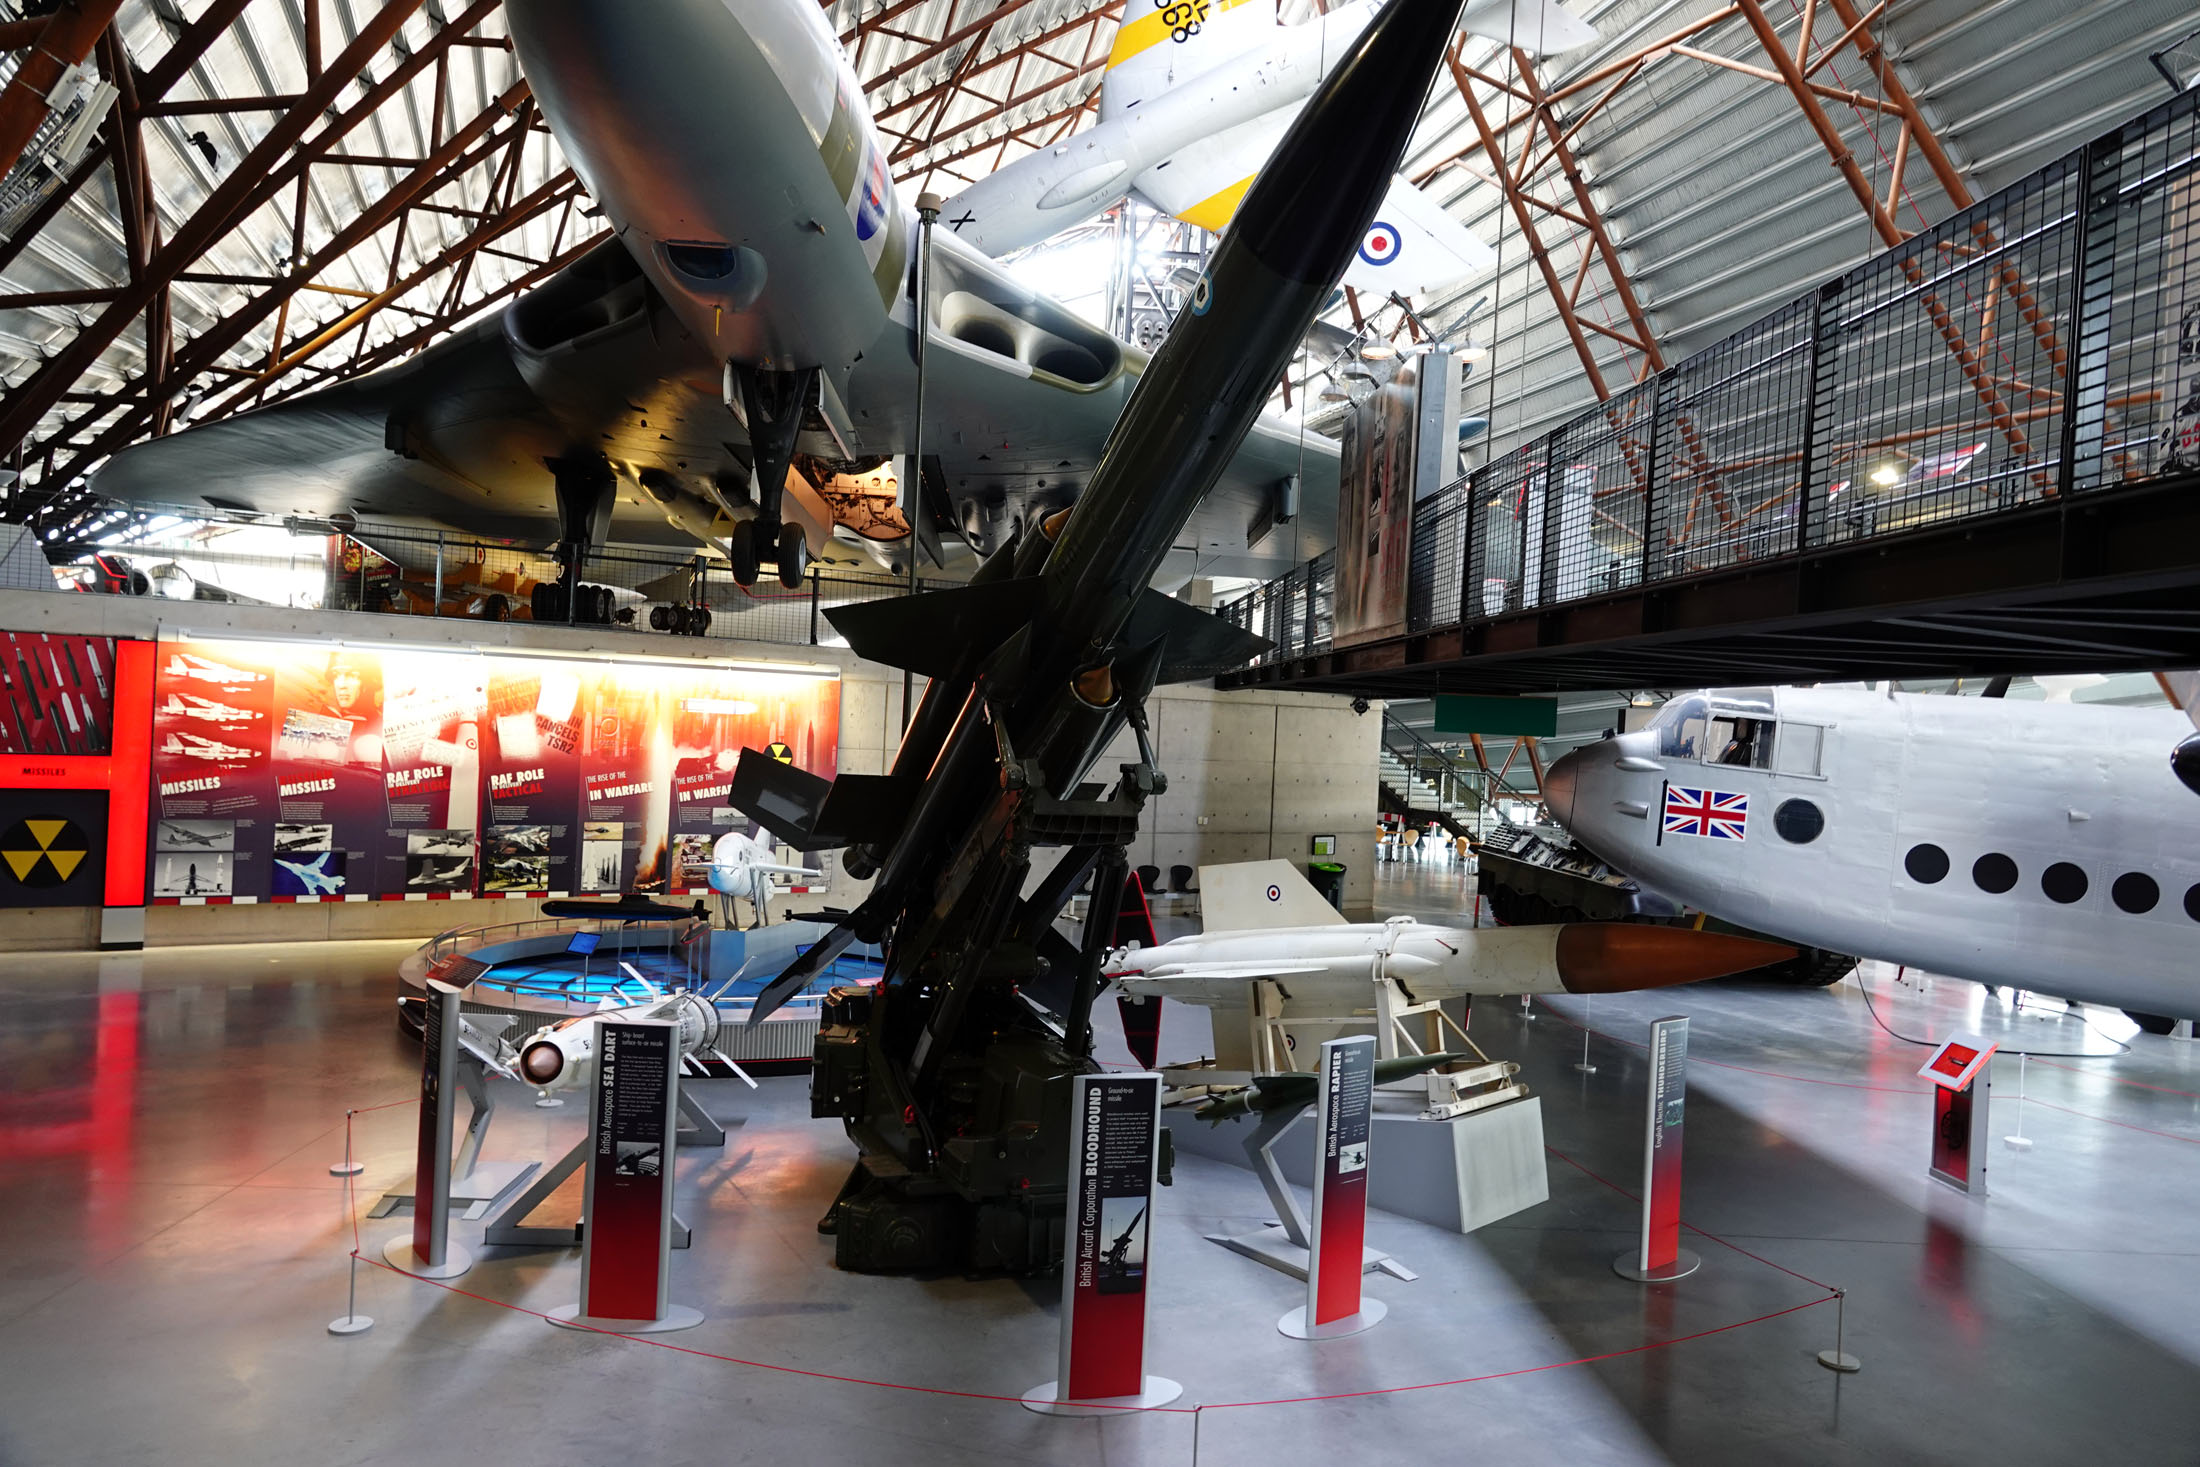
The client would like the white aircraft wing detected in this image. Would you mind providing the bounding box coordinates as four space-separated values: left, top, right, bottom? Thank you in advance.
1341 174 1499 297
1459 0 1598 56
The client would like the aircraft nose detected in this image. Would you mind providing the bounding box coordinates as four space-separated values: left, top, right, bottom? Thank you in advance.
1543 747 1583 826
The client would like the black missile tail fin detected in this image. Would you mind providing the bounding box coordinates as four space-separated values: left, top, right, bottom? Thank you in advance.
1123 589 1272 682
745 920 857 1026
729 749 835 850
824 577 1044 677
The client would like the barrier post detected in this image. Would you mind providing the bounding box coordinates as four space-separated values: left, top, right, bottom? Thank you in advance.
1280 1034 1384 1339
1024 1072 1180 1414
1615 1015 1698 1282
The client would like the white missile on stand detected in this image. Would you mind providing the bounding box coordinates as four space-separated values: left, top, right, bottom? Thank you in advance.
1105 861 1792 1073
941 0 1595 297
496 987 752 1095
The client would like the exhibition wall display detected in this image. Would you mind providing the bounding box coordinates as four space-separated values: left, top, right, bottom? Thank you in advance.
146 636 839 904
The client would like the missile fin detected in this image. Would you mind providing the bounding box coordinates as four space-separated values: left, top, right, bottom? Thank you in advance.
1122 588 1274 682
729 748 836 850
809 772 922 849
823 578 1045 677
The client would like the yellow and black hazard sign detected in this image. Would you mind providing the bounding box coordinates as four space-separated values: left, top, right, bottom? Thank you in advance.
765 740 795 764
1 817 90 888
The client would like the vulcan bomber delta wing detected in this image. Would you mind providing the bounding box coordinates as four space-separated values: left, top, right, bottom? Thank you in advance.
91 0 1338 612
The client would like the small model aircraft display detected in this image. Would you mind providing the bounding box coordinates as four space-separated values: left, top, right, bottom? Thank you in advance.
706 829 818 930
1189 1050 1470 1124
1108 861 1794 1071
943 0 1592 295
1545 684 2200 1029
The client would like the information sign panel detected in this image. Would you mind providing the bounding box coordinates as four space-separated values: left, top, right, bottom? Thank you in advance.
581 1020 678 1322
1307 1035 1375 1328
1615 1016 1699 1282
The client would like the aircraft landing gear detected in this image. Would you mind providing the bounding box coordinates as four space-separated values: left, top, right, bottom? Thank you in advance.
728 363 818 589
547 449 617 623
777 522 808 589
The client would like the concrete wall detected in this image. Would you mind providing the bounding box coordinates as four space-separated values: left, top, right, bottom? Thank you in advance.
0 588 1374 945
1122 684 1381 907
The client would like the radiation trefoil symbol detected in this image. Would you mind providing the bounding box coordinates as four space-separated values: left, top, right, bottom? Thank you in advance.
1 818 90 888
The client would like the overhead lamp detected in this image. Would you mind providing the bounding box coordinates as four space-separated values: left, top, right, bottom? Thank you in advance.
1318 385 1349 403
1457 341 1490 361
1358 340 1396 362
1868 460 1907 488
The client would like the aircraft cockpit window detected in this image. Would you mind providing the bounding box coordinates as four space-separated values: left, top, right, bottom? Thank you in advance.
1772 723 1824 777
1649 695 1710 758
1708 688 1777 721
665 241 740 280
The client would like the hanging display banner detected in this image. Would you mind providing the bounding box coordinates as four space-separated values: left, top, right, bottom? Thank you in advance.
1027 1071 1178 1411
580 1020 679 1322
1920 1032 1997 1194
664 666 840 892
1616 1015 1700 1282
1307 1035 1377 1329
389 979 469 1277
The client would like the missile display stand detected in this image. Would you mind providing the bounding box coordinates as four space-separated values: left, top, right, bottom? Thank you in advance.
370 1052 539 1224
1206 1104 1416 1285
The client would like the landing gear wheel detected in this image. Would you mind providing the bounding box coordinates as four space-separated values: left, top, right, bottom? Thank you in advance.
777 522 808 589
649 604 672 632
534 583 561 622
588 585 615 624
729 520 760 587
482 593 510 622
688 604 711 635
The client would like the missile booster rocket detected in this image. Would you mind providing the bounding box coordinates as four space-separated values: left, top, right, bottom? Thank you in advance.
730 0 1473 1275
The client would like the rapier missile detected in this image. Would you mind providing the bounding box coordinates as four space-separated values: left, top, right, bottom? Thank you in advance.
731 0 1472 1274
1113 860 1794 1071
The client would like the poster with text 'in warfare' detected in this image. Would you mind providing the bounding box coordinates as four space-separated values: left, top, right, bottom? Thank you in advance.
147 636 840 901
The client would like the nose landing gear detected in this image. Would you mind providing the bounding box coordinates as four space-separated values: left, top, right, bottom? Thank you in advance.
727 363 821 589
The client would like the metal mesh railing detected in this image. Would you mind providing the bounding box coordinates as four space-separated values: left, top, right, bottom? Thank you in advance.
67 510 944 652
1222 86 2200 666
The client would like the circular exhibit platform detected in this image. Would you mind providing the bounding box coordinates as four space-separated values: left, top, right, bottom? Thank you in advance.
393 912 883 1070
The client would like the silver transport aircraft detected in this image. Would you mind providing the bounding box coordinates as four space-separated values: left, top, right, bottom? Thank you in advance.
92 0 1339 593
1544 685 2200 1029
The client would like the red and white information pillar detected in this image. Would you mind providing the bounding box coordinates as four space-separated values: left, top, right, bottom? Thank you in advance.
1025 1072 1180 1414
1616 1015 1699 1282
1280 1034 1384 1339
550 1018 703 1333
1919 1031 1997 1194
385 979 472 1279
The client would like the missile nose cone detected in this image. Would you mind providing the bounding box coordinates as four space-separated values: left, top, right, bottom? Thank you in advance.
1555 924 1796 994
1543 747 1583 826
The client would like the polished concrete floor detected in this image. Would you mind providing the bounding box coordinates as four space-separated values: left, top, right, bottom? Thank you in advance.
6 866 2200 1465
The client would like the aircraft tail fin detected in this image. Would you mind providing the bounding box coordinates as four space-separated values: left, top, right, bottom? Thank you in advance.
1100 0 1272 122
1197 858 1348 932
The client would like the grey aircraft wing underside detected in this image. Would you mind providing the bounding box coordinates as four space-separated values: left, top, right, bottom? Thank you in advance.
92 237 1341 579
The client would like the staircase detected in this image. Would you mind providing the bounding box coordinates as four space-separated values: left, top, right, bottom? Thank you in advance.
1377 738 1480 841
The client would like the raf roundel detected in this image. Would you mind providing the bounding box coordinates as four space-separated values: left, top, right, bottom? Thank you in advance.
1265 883 1282 903
1358 221 1402 268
